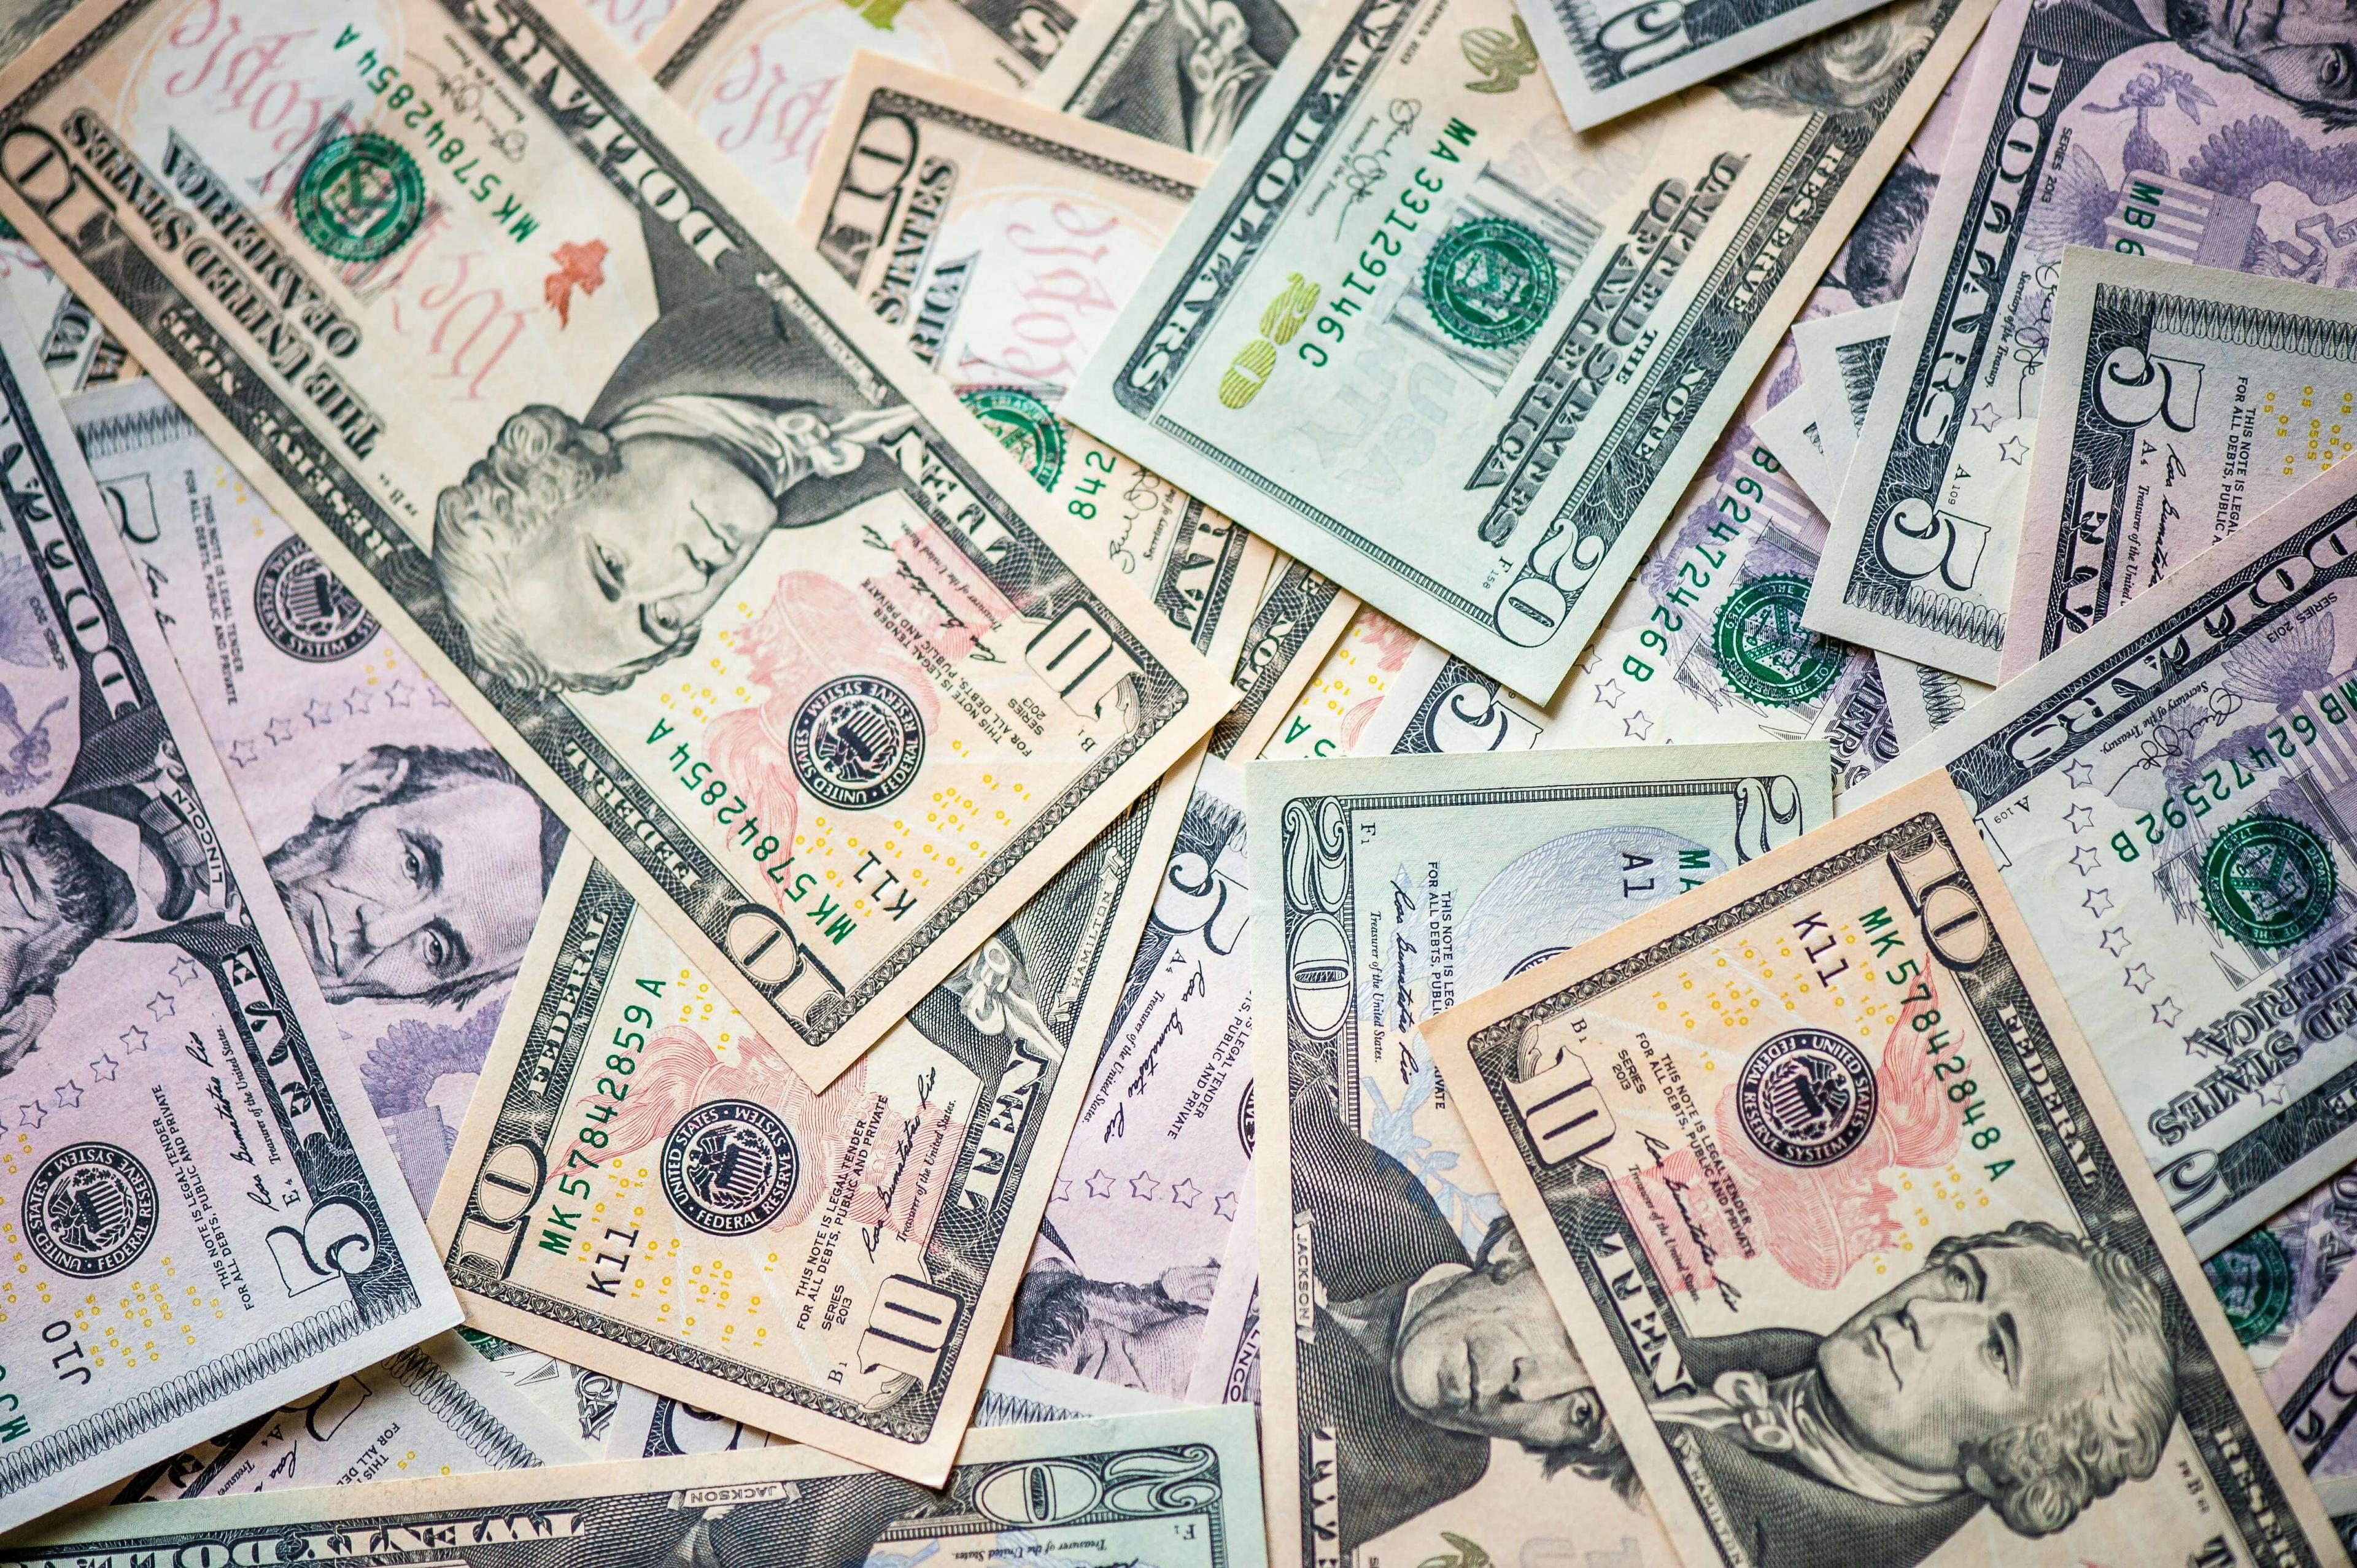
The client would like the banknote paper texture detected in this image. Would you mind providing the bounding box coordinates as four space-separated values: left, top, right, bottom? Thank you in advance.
68 377 551 1214
1790 294 1896 485
789 55 1279 676
1428 771 2347 1568
1814 0 2357 681
1523 0 1896 130
2 1404 1271 1567
1065 0 1986 701
1024 0 1303 156
434 712 1199 1488
2005 248 2357 681
1851 455 2357 1253
2267 1248 2357 1491
0 0 1236 1090
2208 1161 2357 1375
1251 743 1831 1568
0 296 457 1531
646 0 1088 221
112 1330 586 1499
1876 647 1982 747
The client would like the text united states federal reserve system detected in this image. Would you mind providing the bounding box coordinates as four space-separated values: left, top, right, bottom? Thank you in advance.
1427 770 2347 1568
1063 0 1989 703
0 0 1239 1092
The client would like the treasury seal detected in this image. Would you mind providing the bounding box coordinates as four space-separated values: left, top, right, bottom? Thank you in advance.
662 1099 801 1237
25 1143 159 1279
959 387 1065 489
1422 218 1557 349
1713 574 1843 708
1736 1028 1878 1169
2203 814 2338 948
2204 1227 2296 1347
254 536 378 662
293 133 427 264
790 676 925 811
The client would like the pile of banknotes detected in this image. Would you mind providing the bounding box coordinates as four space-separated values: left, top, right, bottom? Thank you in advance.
0 0 2348 1558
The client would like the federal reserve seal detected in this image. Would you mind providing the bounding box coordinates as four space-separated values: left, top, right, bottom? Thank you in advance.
25 1143 159 1278
2204 814 2338 948
1422 218 1557 349
2204 1226 2295 1347
661 1100 800 1237
293 133 427 263
1713 574 1843 708
254 536 378 662
959 387 1065 489
790 676 925 811
1736 1028 1878 1169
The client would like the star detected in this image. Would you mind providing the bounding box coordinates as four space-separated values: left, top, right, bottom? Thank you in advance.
14 1100 42 1131
2064 801 2097 835
86 1053 117 1083
1591 678 1624 709
168 954 201 986
263 716 295 746
343 686 374 716
118 1026 149 1054
226 738 258 768
1051 1178 1073 1203
2070 845 2103 877
2153 997 2185 1029
2098 926 2129 956
2062 757 2096 789
1169 1178 1202 1209
1129 1170 1160 1201
383 681 413 708
2123 962 2154 994
1084 1168 1117 1200
1968 403 2000 432
428 686 454 709
146 991 176 1021
303 697 336 727
1997 435 2029 465
50 1081 80 1110
1622 710 1652 741
2083 887 2115 918
1212 1191 1236 1221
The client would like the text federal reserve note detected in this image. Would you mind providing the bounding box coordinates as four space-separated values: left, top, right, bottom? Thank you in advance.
1251 743 1832 1568
1429 771 2347 1568
434 749 1191 1485
1065 0 1986 701
0 296 455 1532
1848 455 2357 1253
3 1404 1270 1567
112 1330 587 1500
1814 0 2357 682
2005 249 2357 681
0 0 1234 1090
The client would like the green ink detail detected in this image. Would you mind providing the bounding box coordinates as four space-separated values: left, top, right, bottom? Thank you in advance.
1711 574 1841 708
1461 15 1538 91
293 133 426 265
2204 1227 2295 1346
960 387 1065 489
846 0 909 28
1418 1535 1492 1568
1422 218 1555 349
2202 814 2339 949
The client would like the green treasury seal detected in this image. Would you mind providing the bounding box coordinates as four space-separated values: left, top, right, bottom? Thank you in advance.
1422 218 1556 349
2202 814 2339 948
960 387 1065 489
2203 1226 2296 1347
293 133 427 264
1712 574 1842 708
